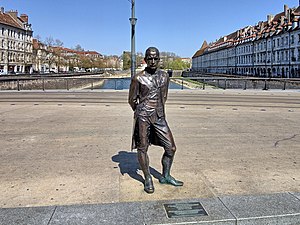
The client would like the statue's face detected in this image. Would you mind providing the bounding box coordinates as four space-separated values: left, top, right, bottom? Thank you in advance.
145 50 160 70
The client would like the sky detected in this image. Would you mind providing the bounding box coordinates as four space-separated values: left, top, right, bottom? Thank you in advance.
1 0 299 57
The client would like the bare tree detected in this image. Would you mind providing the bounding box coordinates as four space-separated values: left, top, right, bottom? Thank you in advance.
43 37 55 72
34 34 42 42
53 39 64 72
43 37 65 72
73 44 84 51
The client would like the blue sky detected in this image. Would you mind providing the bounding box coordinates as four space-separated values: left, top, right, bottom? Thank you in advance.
1 0 299 57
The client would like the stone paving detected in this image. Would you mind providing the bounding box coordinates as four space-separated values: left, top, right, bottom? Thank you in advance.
0 89 299 224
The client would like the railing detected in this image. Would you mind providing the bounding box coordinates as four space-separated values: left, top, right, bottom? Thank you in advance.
0 76 300 91
0 77 129 91
181 77 300 90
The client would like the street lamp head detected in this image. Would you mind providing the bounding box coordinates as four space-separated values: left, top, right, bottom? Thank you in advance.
129 18 137 25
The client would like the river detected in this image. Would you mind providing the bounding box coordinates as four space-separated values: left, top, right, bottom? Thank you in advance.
95 78 187 90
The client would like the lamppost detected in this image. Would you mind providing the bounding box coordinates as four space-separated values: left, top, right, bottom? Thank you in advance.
129 0 137 78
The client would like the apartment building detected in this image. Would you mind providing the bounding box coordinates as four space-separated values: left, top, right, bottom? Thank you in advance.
0 7 33 74
192 5 300 78
32 39 48 73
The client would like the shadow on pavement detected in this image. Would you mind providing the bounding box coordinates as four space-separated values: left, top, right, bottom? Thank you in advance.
112 151 161 184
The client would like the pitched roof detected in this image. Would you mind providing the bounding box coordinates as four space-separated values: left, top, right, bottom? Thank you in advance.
273 12 285 22
33 39 47 50
194 4 300 58
33 39 39 49
192 41 208 58
0 12 23 29
227 31 238 41
51 46 102 57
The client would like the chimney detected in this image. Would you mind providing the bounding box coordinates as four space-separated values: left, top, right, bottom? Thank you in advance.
284 5 289 17
280 16 285 25
258 21 264 30
0 7 4 14
267 14 274 23
20 14 28 23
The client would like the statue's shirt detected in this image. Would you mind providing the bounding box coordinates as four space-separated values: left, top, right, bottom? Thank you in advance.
134 71 168 119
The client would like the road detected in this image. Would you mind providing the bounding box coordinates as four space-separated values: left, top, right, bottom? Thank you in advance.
0 89 300 107
0 89 299 208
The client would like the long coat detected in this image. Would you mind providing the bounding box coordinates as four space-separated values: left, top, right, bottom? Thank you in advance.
128 69 170 150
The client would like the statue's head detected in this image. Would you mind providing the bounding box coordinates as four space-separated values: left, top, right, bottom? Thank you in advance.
144 47 160 72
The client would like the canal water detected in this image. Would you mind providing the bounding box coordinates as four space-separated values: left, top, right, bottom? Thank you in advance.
98 78 187 90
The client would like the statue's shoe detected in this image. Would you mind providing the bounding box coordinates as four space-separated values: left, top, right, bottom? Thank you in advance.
144 177 155 194
159 175 184 186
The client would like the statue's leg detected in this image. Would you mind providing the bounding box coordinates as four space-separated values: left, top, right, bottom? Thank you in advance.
137 118 154 194
137 149 154 193
155 118 183 186
162 149 174 178
160 146 183 186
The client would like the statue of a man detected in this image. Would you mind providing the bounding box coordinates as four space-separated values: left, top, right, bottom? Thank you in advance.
128 47 183 194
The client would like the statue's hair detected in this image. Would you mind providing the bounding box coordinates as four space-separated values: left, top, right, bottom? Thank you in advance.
145 47 160 58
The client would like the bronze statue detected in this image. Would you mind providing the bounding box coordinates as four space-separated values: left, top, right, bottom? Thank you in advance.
128 47 183 194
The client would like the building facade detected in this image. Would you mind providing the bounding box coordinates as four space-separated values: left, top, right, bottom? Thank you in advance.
192 5 300 78
0 7 33 74
32 39 48 73
32 43 104 73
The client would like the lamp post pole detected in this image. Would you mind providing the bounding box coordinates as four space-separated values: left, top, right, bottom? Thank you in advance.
129 0 137 78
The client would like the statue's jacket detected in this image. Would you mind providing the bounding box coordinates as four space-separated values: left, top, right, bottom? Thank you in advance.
128 69 170 150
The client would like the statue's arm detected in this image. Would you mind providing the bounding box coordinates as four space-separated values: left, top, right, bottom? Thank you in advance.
128 76 139 111
163 73 169 104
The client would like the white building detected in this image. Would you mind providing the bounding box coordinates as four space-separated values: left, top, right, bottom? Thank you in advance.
32 39 48 73
192 5 300 78
0 7 33 74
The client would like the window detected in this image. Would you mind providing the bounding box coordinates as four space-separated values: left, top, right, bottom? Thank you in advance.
291 35 294 44
291 49 295 61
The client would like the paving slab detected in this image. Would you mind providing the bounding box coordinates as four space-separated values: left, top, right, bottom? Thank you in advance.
141 198 235 225
1 193 300 225
0 206 55 225
290 192 300 201
49 202 144 225
219 193 300 225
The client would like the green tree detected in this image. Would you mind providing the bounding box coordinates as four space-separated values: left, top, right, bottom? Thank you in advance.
79 56 92 69
94 58 105 68
166 59 190 70
122 51 131 70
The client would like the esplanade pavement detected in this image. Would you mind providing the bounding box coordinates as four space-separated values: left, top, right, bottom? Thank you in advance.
0 89 299 224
